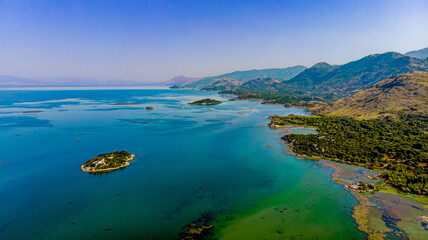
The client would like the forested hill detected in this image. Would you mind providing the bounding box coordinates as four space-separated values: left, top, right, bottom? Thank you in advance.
313 71 428 120
238 77 282 91
185 65 306 88
200 78 241 91
277 52 428 98
278 62 338 90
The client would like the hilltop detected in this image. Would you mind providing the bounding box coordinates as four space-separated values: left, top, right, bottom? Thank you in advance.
313 71 428 120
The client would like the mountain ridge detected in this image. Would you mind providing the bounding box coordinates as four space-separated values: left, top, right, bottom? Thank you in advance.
185 65 307 88
405 47 428 59
274 52 428 98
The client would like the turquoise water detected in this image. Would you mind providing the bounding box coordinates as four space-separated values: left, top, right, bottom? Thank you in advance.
0 88 364 239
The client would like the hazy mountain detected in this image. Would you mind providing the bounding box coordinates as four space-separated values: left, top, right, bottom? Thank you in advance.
0 75 41 87
185 65 307 88
313 71 428 120
0 75 141 87
405 47 428 59
160 75 202 86
278 52 428 98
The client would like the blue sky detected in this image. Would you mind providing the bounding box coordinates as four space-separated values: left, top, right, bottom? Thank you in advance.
1 0 428 82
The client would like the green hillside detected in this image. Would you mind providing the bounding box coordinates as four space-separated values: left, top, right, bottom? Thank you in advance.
185 65 306 88
278 62 338 91
239 77 281 91
279 52 428 98
201 78 242 91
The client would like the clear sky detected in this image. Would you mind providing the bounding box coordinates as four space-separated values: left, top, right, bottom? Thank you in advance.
1 0 428 83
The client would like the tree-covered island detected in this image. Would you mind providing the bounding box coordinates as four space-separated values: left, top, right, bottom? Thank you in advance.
187 98 222 105
81 151 136 173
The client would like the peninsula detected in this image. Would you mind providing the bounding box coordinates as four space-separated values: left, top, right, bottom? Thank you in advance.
81 151 135 173
188 98 222 105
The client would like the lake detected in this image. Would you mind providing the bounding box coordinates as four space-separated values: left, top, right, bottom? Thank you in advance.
0 88 365 239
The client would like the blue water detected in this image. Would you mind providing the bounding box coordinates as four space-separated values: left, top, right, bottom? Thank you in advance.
0 88 363 239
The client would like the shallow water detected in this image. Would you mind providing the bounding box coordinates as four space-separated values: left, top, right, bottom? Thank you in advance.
0 88 364 239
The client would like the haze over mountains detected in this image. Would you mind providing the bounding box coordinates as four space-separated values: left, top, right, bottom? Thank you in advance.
1 48 427 89
160 76 202 86
405 47 428 59
0 75 140 87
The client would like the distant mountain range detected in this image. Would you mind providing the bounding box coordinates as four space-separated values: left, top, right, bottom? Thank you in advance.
185 65 307 88
197 51 428 102
160 75 202 86
0 75 141 87
405 47 428 59
313 71 428 120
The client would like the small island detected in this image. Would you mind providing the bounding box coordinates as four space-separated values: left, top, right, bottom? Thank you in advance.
170 85 186 89
187 98 222 105
81 151 135 173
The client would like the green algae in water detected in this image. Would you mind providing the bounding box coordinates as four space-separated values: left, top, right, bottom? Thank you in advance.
213 167 366 240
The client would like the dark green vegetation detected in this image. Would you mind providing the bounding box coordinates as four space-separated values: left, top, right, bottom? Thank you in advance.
170 85 186 89
188 98 222 105
177 212 214 240
270 114 428 195
405 47 428 59
185 65 306 88
314 71 428 120
82 151 134 172
222 88 323 105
